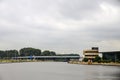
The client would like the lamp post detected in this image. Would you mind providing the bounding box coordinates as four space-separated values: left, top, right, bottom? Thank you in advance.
115 53 117 63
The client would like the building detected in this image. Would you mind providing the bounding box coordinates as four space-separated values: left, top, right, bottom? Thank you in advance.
101 51 120 62
83 47 99 59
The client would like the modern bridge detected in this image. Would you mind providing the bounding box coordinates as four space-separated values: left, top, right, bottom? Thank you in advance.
12 56 80 62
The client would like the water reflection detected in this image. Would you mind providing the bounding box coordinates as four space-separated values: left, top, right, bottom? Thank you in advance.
0 62 119 80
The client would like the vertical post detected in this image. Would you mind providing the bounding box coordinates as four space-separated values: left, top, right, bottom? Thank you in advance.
115 53 117 63
0 57 2 63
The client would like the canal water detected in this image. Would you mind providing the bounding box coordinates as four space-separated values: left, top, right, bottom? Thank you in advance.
0 62 120 80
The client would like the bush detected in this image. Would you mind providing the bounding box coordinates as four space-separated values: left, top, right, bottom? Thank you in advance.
101 59 112 63
82 58 88 62
93 56 101 62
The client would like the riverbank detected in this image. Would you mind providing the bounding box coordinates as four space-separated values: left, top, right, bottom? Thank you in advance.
68 61 120 66
0 59 41 64
0 59 65 64
1 60 120 66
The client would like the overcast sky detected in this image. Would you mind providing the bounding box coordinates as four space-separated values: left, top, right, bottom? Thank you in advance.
0 0 120 55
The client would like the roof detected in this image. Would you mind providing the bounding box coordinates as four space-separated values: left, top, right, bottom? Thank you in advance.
100 51 120 53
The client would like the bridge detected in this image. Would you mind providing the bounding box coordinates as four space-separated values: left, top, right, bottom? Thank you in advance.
13 56 80 62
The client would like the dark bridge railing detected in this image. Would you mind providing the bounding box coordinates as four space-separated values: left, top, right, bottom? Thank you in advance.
12 56 80 62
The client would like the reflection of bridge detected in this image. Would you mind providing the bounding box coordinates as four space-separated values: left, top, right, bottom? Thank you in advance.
13 56 80 62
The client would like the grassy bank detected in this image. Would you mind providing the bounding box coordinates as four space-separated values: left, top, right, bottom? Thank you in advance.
0 59 65 64
0 59 39 63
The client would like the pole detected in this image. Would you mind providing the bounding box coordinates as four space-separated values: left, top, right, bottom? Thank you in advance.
115 53 117 63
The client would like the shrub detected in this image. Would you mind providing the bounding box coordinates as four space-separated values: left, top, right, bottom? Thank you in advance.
82 58 88 62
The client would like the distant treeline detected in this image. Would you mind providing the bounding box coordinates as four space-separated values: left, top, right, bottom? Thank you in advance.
0 47 79 59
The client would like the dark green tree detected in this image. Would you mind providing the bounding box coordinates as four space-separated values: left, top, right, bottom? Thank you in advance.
50 51 56 56
0 50 6 59
82 58 88 62
0 50 18 59
93 55 101 62
19 47 41 56
56 54 79 56
42 50 50 56
5 50 19 58
42 50 56 56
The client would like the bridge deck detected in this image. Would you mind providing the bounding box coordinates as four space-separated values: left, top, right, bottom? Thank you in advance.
13 56 80 59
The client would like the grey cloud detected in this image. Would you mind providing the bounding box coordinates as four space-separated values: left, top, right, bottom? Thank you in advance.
58 0 120 21
105 0 120 6
0 0 120 54
58 0 101 20
83 21 120 40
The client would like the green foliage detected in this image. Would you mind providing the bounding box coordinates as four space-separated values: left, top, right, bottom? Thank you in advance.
49 51 56 56
93 55 101 62
19 47 41 56
56 54 79 56
0 50 18 59
0 50 6 59
42 50 56 56
101 59 112 63
0 47 79 60
5 50 18 58
116 59 120 63
82 58 88 62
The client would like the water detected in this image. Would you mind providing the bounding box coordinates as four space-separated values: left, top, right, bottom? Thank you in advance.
0 62 120 80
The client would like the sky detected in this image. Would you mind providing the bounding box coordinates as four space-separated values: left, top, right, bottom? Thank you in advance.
0 0 120 55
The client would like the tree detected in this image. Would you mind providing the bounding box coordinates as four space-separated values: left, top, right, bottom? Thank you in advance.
5 50 18 58
82 58 88 62
56 54 79 56
19 47 41 56
42 50 50 56
93 55 101 62
50 51 56 56
42 50 56 56
0 50 18 59
0 50 6 59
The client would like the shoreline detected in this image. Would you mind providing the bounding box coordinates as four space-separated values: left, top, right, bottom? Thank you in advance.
0 60 67 64
0 60 120 66
68 61 120 66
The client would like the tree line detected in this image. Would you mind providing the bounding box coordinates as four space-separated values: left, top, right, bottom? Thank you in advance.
0 47 79 59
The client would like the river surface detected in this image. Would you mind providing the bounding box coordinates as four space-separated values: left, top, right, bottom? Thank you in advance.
0 62 120 80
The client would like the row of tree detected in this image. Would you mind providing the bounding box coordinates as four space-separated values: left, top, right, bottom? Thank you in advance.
0 50 18 59
0 47 79 59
